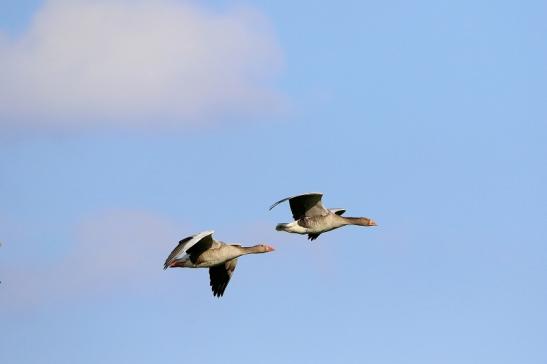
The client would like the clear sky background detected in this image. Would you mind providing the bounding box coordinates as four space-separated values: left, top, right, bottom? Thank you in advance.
1 1 546 363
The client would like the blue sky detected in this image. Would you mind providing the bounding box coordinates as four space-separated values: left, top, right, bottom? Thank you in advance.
1 1 546 363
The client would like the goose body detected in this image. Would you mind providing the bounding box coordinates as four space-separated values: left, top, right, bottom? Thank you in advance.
277 213 349 234
164 230 274 297
270 192 376 241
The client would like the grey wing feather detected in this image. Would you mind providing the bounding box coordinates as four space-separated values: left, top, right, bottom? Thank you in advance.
269 192 328 220
163 230 215 269
209 258 238 297
163 236 192 269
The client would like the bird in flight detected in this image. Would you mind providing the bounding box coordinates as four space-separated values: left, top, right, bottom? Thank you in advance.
270 192 377 241
164 230 274 297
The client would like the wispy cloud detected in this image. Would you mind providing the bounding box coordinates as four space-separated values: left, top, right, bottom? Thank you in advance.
1 210 192 310
0 211 305 310
0 0 284 129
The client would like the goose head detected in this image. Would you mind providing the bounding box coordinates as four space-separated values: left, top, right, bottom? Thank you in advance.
257 244 275 253
244 244 275 253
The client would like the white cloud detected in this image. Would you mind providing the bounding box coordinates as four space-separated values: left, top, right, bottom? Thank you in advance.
0 0 284 129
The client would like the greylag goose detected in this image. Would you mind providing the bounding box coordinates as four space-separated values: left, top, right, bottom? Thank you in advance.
269 192 377 241
164 230 274 297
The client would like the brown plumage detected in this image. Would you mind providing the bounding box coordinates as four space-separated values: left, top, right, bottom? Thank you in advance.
270 192 377 241
163 230 274 297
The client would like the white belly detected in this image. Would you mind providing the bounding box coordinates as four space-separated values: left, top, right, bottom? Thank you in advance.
276 214 347 235
284 221 310 234
277 221 321 234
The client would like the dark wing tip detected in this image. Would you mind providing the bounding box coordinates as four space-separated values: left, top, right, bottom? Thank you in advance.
269 199 285 211
211 281 228 297
209 260 237 298
308 233 320 241
269 192 324 210
209 268 229 298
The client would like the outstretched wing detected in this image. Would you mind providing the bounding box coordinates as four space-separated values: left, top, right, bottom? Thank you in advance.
163 230 215 269
269 192 329 220
209 258 238 297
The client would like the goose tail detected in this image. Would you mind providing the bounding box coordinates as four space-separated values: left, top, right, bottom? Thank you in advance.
276 223 288 231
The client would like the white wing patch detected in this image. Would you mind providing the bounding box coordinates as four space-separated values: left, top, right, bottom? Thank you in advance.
172 230 214 261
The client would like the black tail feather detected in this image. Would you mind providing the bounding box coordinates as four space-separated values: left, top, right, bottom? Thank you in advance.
276 223 288 231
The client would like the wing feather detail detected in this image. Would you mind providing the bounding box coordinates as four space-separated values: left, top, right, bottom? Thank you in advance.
163 230 215 269
209 258 238 297
269 192 328 219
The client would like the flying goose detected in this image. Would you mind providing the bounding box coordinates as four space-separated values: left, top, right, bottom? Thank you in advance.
164 230 274 297
269 192 377 241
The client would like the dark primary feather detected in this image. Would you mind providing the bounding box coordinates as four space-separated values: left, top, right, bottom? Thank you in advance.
186 233 215 264
270 192 328 220
307 233 321 241
269 192 322 212
209 259 238 297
